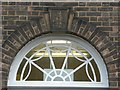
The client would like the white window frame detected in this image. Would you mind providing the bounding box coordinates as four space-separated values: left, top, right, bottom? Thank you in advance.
8 34 109 88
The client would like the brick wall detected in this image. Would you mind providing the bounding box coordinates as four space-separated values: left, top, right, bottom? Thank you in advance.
1 1 120 90
2 2 119 43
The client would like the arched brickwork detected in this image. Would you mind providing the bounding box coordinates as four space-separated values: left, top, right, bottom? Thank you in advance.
2 8 119 89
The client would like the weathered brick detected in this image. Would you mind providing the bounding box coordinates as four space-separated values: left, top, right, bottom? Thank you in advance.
2 63 10 72
28 16 40 20
40 2 55 6
19 16 27 20
110 2 120 6
98 27 113 31
79 17 89 21
91 36 99 44
87 12 101 16
100 42 112 52
109 72 118 79
1 81 7 89
109 31 118 37
98 17 113 21
101 12 110 16
21 24 34 39
2 48 14 58
2 72 8 81
82 23 91 35
108 45 117 52
26 23 36 36
7 21 15 26
107 59 119 65
2 11 7 15
95 35 106 47
114 17 120 21
110 22 118 26
31 11 39 15
102 2 110 6
16 2 31 5
10 33 23 45
2 55 12 65
16 21 27 26
3 16 19 21
16 11 29 15
87 2 101 6
31 7 47 11
3 6 20 10
98 7 113 11
20 6 28 11
8 11 15 15
89 7 97 11
17 27 29 41
88 28 99 40
90 17 97 21
110 81 118 87
110 12 118 16
8 2 16 5
105 56 113 64
32 2 40 6
78 20 88 34
2 2 8 5
74 7 89 11
4 25 16 30
104 49 117 58
112 54 119 60
102 22 110 26
70 18 79 32
90 22 101 26
79 2 86 6
2 21 7 25
30 20 41 35
109 78 119 81
63 2 78 6
79 12 86 16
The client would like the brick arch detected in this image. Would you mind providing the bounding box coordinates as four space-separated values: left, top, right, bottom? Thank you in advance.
2 8 117 89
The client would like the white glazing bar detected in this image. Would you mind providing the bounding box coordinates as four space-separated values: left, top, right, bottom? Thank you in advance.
72 47 97 81
46 43 57 75
64 57 93 79
86 63 94 82
44 70 55 81
88 62 97 82
60 47 71 75
71 51 85 62
84 55 96 82
32 50 47 62
64 62 86 79
20 61 29 81
30 61 53 79
48 45 70 48
29 47 46 60
71 47 89 61
23 62 32 81
25 57 53 79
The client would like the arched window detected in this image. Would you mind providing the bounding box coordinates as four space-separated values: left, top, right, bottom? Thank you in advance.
8 34 109 88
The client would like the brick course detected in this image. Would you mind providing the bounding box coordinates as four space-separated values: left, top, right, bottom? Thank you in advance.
1 1 120 90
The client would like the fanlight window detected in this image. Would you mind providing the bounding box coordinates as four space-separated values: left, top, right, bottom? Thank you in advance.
8 34 109 87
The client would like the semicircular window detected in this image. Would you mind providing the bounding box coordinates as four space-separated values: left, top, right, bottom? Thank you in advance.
8 34 108 87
